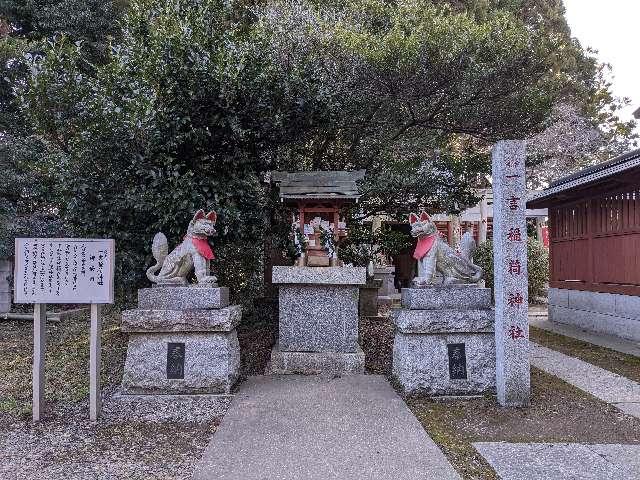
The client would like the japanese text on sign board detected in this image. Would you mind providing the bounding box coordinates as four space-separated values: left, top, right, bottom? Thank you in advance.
14 238 114 304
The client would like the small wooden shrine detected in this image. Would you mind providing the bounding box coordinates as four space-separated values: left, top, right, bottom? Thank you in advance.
272 170 365 267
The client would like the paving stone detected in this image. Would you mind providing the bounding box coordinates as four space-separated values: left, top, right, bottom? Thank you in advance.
474 442 640 480
530 343 640 418
193 375 461 480
121 305 242 332
137 286 229 310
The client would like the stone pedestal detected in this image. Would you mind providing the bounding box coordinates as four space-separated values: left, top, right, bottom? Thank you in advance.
392 285 496 396
271 266 366 374
375 266 397 292
374 266 398 306
0 259 11 313
121 286 240 394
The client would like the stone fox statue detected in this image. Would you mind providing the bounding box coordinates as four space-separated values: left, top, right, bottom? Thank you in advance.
409 211 483 286
146 209 219 286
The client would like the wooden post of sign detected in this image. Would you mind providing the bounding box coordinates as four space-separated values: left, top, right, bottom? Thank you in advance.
89 303 102 421
33 303 47 422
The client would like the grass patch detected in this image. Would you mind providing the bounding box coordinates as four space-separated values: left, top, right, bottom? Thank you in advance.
407 368 640 479
0 308 128 417
530 326 640 383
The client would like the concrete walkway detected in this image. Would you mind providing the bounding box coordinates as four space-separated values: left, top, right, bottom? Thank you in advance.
529 312 640 357
531 343 640 418
193 375 460 480
474 442 640 480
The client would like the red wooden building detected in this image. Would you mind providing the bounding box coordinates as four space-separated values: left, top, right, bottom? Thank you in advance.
528 149 640 341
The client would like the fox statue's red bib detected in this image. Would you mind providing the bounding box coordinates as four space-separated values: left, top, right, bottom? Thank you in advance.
146 209 219 286
409 212 483 287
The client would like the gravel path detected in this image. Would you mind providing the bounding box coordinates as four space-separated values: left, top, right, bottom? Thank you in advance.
0 388 232 480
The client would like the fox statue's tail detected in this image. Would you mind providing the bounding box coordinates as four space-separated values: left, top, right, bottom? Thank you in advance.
146 232 169 283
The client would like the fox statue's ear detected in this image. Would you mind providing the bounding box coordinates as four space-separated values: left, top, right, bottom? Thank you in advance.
409 213 418 224
193 209 206 222
420 211 430 222
206 210 217 223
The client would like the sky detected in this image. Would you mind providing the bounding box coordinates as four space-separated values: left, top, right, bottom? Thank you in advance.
563 0 640 128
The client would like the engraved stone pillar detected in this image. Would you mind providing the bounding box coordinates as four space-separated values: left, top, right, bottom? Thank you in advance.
491 140 530 407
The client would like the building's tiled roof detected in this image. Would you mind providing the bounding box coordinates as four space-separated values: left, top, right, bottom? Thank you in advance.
527 149 640 207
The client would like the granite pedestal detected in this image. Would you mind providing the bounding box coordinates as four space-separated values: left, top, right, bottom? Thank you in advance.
392 285 496 396
271 266 367 374
121 286 240 394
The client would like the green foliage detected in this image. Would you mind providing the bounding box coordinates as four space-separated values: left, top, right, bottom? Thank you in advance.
339 224 413 266
1 0 631 310
474 237 549 299
0 0 127 258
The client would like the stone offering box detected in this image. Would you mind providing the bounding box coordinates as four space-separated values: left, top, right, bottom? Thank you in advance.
271 266 367 374
392 285 496 396
121 286 240 394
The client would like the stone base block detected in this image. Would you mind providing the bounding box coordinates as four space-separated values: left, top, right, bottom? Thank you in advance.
377 295 393 306
402 286 491 310
138 286 229 310
111 392 232 422
549 287 640 342
269 343 365 375
279 284 360 353
393 332 496 396
272 266 367 285
393 308 495 333
121 331 240 394
121 305 242 333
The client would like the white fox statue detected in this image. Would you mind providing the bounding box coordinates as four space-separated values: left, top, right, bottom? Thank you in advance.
409 211 483 287
146 209 219 286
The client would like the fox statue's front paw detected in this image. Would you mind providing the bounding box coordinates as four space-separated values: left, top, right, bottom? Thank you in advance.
411 276 431 288
198 275 218 286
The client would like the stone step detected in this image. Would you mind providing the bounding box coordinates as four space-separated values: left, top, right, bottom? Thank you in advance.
393 308 495 333
138 286 229 310
269 343 365 375
401 286 491 310
122 305 241 333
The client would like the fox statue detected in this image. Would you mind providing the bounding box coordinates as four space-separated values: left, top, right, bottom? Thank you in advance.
146 209 219 286
409 211 483 287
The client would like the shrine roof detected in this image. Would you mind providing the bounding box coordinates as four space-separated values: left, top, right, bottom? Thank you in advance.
527 148 640 208
271 170 365 201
